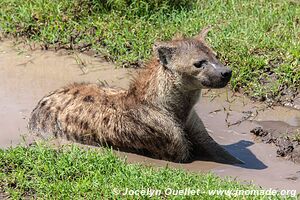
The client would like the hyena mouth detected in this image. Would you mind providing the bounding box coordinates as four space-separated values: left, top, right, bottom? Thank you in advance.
201 74 232 88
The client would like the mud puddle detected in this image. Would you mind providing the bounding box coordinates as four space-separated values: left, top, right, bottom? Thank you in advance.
0 40 131 147
195 90 300 190
1 40 300 191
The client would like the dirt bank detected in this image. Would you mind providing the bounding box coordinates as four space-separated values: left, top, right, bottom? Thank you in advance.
251 123 300 163
1 40 300 191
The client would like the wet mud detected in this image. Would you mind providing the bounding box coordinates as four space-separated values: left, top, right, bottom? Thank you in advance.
1 40 300 191
0 40 131 148
251 123 300 163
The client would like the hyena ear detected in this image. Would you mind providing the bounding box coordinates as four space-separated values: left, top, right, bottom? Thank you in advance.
153 42 177 67
195 25 212 41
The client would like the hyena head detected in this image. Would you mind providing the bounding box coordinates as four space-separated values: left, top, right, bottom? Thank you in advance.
153 27 232 89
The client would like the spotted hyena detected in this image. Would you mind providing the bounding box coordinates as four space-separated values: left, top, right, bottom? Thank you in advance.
29 27 241 164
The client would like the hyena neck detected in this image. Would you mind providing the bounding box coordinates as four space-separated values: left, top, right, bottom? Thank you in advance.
128 59 201 121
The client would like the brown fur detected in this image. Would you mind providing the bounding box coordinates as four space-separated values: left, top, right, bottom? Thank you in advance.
28 29 241 164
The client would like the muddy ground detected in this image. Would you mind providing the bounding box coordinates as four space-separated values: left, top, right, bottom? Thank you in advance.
251 123 300 163
1 40 300 191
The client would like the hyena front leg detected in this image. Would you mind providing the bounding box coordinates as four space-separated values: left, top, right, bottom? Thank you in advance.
185 109 243 164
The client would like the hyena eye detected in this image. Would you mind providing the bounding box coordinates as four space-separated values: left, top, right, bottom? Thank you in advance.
193 60 207 69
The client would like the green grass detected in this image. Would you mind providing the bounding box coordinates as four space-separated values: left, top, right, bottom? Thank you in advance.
0 143 296 199
0 0 299 102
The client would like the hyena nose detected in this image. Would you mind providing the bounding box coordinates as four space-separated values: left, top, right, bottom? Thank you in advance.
221 69 232 80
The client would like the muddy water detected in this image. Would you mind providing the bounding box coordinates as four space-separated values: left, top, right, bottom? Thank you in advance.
196 90 300 190
1 40 300 191
0 40 131 147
